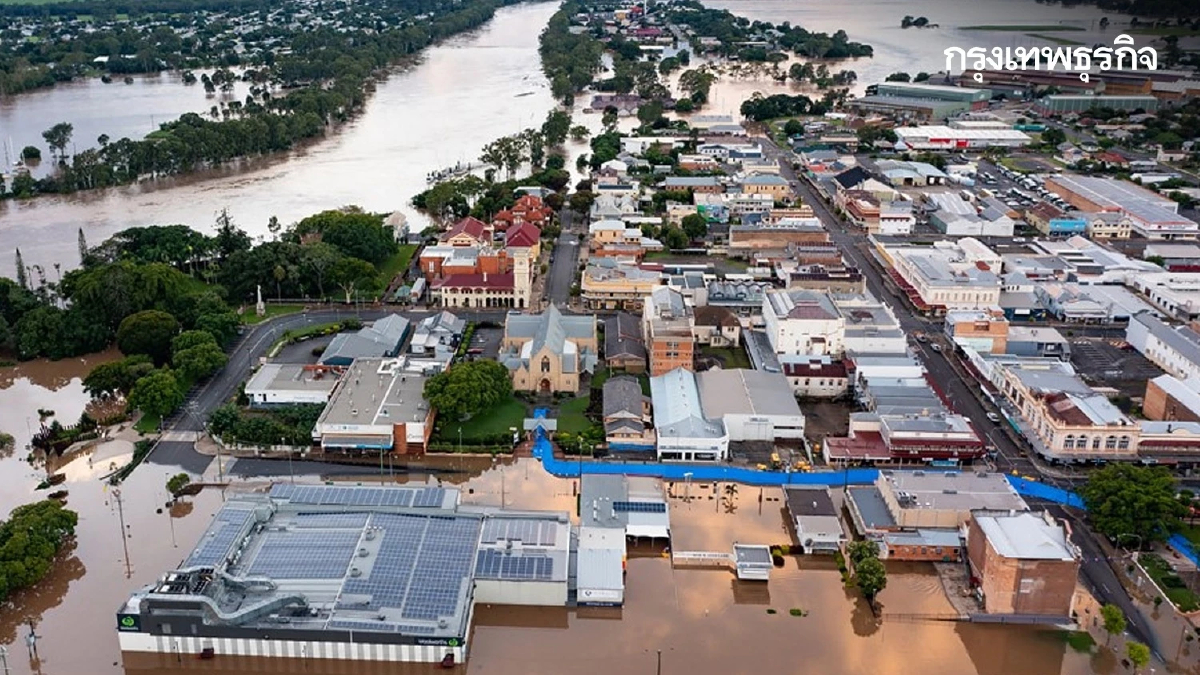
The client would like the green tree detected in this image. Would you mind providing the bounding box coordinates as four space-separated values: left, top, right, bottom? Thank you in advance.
0 499 78 601
78 228 88 264
166 472 191 497
913 71 931 82
855 556 888 602
20 146 40 162
330 257 379 304
1100 603 1126 645
15 249 27 290
661 225 689 250
423 359 512 421
541 110 572 147
1126 641 1150 673
847 539 881 567
783 118 805 137
42 122 74 161
117 310 180 365
680 213 708 240
569 125 590 141
302 242 343 299
637 100 664 128
569 190 595 214
83 355 154 399
884 71 911 82
128 369 184 421
1040 127 1067 147
296 209 396 265
172 341 227 381
171 330 218 354
1079 464 1186 544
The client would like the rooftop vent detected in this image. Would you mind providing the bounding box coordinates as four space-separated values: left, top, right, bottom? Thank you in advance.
358 548 369 557
350 568 362 577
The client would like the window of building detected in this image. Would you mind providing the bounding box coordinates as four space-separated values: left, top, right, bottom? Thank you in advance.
1118 436 1130 450
1106 436 1118 449
541 356 551 373
1063 435 1075 449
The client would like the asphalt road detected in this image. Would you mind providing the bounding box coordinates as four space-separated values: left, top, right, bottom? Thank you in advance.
1048 503 1159 656
545 208 582 307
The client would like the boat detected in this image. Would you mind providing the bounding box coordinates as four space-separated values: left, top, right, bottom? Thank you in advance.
515 91 535 97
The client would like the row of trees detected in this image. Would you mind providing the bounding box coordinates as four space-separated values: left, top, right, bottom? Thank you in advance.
208 402 325 446
739 93 823 121
2 0 524 199
663 1 873 59
539 2 604 103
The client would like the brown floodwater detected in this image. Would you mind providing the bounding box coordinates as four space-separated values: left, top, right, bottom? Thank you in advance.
0 355 1173 675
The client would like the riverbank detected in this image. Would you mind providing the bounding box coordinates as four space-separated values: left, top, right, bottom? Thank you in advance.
0 2 562 273
1 0 529 202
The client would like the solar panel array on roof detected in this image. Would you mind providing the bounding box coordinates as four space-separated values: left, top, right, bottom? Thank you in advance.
480 518 558 546
335 513 480 621
272 485 448 509
326 620 437 635
474 549 555 581
402 517 480 621
184 506 256 568
291 513 371 529
248 531 360 579
613 501 666 513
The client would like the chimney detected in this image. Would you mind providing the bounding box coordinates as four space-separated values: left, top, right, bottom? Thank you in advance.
483 272 489 283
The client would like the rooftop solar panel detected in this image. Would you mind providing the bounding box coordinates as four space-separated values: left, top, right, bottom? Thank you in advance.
474 549 555 581
184 506 256 568
613 501 666 513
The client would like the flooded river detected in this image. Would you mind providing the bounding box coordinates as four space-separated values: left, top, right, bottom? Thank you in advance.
0 0 1140 272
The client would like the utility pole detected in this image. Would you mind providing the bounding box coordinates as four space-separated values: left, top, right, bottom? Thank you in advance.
114 488 132 577
1 645 9 675
656 649 662 675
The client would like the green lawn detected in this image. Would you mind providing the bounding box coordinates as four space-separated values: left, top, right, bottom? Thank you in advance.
961 24 1085 31
1059 630 1095 653
378 244 418 283
700 346 751 369
446 398 527 442
1140 553 1200 612
242 303 307 325
557 396 593 434
134 412 161 435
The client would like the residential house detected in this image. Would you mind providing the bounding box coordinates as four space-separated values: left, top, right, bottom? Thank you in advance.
602 375 655 450
439 216 493 247
408 311 466 358
500 306 598 393
692 305 741 347
493 194 553 232
604 312 648 373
